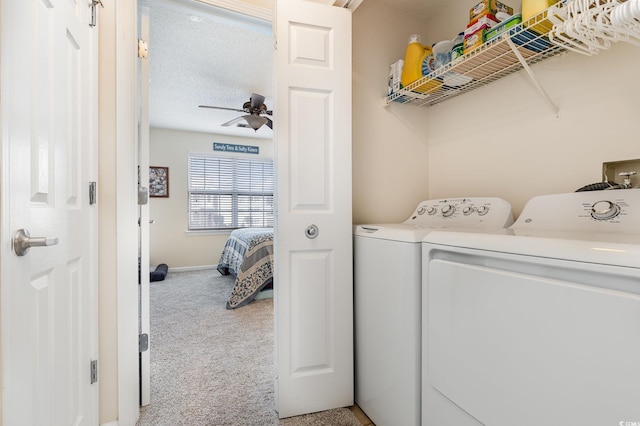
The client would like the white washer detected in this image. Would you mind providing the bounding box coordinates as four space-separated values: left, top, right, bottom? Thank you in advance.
422 189 640 426
354 198 514 426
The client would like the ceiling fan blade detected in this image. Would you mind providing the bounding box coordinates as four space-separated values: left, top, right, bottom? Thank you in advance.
243 114 268 131
250 93 265 110
221 116 246 127
265 117 273 129
199 105 245 113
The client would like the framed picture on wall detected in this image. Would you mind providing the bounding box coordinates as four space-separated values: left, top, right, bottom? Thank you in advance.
149 166 169 198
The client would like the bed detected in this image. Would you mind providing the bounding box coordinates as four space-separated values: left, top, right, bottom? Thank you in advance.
217 227 274 309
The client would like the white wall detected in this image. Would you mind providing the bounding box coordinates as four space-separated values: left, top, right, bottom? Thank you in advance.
149 127 273 268
426 42 640 217
420 1 640 217
354 0 640 221
352 0 432 225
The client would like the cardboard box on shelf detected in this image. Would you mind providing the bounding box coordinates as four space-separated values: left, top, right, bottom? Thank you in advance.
470 0 514 22
465 14 500 37
463 28 490 54
387 59 404 95
485 14 522 41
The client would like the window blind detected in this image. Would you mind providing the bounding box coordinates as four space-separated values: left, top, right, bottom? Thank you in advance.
188 154 274 230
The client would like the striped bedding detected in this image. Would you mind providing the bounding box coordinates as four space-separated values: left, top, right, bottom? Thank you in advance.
217 228 274 309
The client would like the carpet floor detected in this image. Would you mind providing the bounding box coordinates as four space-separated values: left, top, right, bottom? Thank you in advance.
136 269 361 426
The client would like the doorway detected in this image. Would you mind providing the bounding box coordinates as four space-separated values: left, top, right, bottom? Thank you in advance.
132 0 355 420
137 0 275 415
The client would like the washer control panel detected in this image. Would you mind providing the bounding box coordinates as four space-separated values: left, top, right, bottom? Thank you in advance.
590 200 621 221
512 189 640 232
404 197 514 229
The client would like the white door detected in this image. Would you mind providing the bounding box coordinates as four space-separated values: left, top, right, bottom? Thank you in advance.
0 0 99 424
138 6 152 407
274 0 353 418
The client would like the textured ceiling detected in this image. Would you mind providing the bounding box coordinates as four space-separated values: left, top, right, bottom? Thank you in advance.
140 0 274 139
138 0 450 140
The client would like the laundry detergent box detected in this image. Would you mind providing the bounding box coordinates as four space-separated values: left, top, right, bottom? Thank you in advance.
463 28 490 54
465 14 500 38
470 0 514 22
485 13 522 42
388 59 404 95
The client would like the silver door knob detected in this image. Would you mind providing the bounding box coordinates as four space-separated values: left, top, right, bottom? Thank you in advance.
13 229 59 257
305 224 319 239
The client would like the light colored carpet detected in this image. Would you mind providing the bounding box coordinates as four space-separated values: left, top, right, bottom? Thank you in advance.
136 269 361 426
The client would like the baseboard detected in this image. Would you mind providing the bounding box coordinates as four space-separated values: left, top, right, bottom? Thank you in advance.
164 265 219 273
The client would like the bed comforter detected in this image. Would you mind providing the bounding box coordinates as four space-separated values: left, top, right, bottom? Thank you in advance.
217 228 274 309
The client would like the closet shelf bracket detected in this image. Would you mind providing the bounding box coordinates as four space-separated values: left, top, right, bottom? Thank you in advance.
506 38 559 117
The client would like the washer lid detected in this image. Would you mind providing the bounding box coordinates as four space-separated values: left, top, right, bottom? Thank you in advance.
354 224 511 243
423 230 640 269
354 223 435 243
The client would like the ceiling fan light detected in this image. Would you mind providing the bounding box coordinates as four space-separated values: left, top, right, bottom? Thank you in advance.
243 115 268 131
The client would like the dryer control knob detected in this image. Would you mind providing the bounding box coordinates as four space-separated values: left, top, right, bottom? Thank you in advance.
477 205 489 216
427 207 437 215
591 200 621 220
463 206 474 215
441 204 455 217
417 207 426 215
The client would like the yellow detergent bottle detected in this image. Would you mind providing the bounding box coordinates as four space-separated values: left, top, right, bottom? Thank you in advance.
522 0 560 34
400 34 441 94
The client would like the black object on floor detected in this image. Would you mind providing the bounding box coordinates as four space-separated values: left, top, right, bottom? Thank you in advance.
150 264 169 282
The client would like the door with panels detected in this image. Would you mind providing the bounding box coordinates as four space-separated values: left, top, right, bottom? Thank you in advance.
1 0 99 424
275 0 353 418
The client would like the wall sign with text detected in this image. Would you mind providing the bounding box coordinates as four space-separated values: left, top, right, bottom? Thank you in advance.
213 143 259 154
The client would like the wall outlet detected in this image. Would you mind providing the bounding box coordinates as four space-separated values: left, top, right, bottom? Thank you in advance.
602 159 640 188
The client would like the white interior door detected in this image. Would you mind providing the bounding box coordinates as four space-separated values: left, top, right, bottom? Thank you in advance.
138 6 152 407
274 0 353 418
1 0 99 424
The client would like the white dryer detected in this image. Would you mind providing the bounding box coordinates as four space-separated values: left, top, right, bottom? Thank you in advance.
353 198 514 426
422 189 640 426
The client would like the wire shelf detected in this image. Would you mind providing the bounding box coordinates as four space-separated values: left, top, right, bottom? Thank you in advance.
385 7 569 108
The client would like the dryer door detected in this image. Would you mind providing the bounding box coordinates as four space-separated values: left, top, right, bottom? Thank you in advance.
423 250 640 426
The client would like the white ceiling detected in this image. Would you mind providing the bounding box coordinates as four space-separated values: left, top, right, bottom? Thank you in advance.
378 0 451 20
139 0 451 140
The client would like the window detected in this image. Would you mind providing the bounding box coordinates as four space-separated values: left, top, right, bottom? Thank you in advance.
188 154 274 230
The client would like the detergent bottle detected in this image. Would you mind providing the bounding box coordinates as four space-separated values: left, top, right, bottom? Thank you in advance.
522 0 560 33
401 34 441 94
450 32 465 62
400 34 430 88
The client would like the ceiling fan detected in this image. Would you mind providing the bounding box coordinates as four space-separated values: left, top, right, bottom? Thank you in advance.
199 93 273 131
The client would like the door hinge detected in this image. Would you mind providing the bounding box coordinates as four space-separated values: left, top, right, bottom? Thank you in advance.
90 359 98 384
138 186 149 205
138 39 149 59
89 181 97 205
90 0 103 27
139 333 149 352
